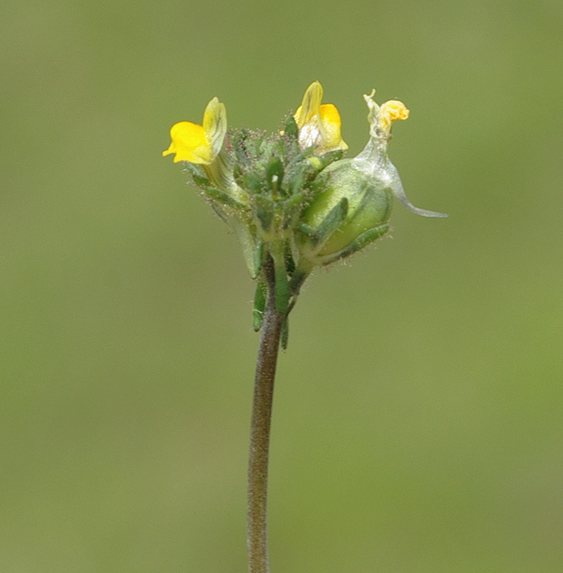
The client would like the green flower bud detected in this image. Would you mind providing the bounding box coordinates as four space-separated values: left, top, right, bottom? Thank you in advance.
296 159 392 268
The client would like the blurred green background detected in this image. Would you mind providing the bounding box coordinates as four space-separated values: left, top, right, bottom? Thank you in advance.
2 0 562 571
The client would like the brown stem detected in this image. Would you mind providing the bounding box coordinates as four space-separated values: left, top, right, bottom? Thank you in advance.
247 257 284 573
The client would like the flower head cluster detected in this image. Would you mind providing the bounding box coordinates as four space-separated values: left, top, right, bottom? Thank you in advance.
163 82 446 339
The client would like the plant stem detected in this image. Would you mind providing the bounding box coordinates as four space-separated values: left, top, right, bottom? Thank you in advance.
247 257 284 573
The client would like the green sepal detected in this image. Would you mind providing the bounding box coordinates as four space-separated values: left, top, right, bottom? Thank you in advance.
202 187 247 213
239 171 264 194
232 128 253 164
310 197 349 248
318 149 345 167
285 149 342 198
258 138 276 162
288 266 311 297
323 223 390 265
282 192 306 229
254 195 274 233
230 218 261 278
253 280 267 332
286 168 306 197
283 192 306 211
232 167 243 190
297 223 317 238
283 116 299 140
184 163 209 188
306 150 344 179
266 157 284 192
192 173 210 188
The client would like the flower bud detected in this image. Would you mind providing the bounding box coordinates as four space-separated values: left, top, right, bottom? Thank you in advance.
295 159 392 268
296 160 393 269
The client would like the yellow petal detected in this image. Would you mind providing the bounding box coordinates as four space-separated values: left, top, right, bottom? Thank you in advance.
319 104 348 151
162 142 176 157
162 121 213 164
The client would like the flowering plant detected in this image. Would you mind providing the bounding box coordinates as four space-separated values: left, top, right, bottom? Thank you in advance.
163 81 446 572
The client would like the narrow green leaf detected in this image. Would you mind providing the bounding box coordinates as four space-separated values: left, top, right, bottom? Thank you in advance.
283 116 299 140
266 157 284 193
288 267 310 296
253 240 264 278
285 243 296 275
192 173 210 187
297 223 317 238
271 243 290 314
253 280 267 332
325 223 390 264
254 195 274 233
243 172 264 194
282 193 306 229
202 187 246 212
281 317 289 350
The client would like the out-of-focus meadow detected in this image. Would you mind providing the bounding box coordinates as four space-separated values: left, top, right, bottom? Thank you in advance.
1 0 562 571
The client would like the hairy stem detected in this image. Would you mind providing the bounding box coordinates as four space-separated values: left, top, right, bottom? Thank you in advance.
247 257 284 573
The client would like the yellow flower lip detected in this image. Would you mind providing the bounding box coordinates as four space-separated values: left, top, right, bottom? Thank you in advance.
294 81 348 153
162 97 227 164
162 121 212 163
362 90 410 139
378 99 409 131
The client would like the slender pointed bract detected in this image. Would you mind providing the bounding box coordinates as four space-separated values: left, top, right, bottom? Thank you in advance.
253 280 267 332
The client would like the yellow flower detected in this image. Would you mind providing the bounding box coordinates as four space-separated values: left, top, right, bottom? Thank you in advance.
378 99 409 131
293 81 348 153
162 97 227 164
361 91 409 139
